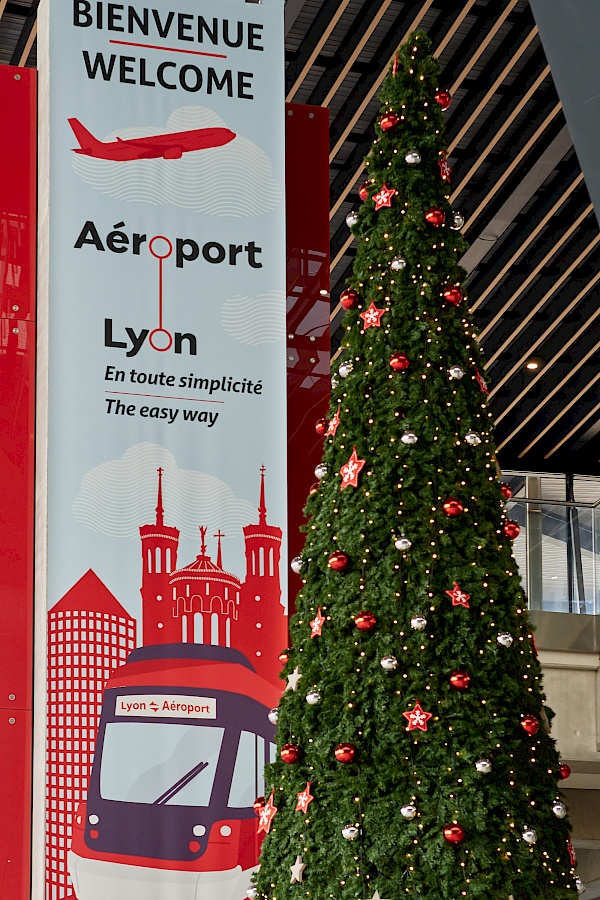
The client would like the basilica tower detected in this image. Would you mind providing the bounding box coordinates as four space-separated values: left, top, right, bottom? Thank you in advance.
139 468 180 645
239 467 286 686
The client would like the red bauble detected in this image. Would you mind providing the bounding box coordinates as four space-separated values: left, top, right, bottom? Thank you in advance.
443 824 465 844
390 352 410 371
328 551 349 571
559 763 572 780
379 112 399 132
443 285 463 306
315 418 327 436
503 520 521 540
442 498 464 517
253 796 265 815
449 670 470 690
309 483 319 496
425 206 445 227
500 482 513 500
340 288 360 310
354 611 377 632
358 181 371 202
434 89 452 110
334 742 357 763
281 743 301 764
520 715 540 735
279 649 290 665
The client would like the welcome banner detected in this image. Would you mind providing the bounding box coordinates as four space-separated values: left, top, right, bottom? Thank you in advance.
38 2 286 899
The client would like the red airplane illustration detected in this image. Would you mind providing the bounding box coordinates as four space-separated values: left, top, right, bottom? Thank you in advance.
68 118 236 161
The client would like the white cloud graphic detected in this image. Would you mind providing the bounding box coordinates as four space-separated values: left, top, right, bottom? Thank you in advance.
221 291 286 345
71 106 282 217
72 443 257 539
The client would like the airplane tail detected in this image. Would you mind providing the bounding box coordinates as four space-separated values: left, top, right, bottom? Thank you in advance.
68 118 102 155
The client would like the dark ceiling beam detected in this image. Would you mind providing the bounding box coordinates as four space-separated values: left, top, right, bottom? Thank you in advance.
9 0 37 66
284 0 307 36
503 359 600 458
460 124 572 275
469 170 584 306
286 0 354 100
480 213 598 352
305 0 395 107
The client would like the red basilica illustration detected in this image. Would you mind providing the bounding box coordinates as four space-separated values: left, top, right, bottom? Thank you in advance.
46 466 286 900
139 465 285 685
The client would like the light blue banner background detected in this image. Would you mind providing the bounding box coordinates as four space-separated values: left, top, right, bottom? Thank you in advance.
47 0 287 616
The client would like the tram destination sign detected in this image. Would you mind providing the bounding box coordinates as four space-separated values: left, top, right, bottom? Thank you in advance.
115 694 217 719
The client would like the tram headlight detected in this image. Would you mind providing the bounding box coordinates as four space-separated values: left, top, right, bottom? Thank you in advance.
88 814 99 824
192 824 206 836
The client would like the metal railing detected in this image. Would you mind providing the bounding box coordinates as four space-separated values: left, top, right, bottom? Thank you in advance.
503 473 600 615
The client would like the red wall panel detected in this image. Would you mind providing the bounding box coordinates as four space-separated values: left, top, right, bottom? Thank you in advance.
0 64 36 900
285 104 330 614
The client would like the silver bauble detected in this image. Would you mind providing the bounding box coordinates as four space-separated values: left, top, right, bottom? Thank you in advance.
291 556 304 574
306 690 321 706
448 365 464 379
331 375 339 389
450 211 465 230
465 431 482 446
342 825 359 841
411 615 427 630
497 633 513 648
390 257 407 271
246 888 258 899
475 759 492 774
380 656 398 671
576 877 586 894
346 210 359 228
395 536 412 551
405 149 421 165
400 804 417 819
522 829 537 844
315 463 328 480
552 801 567 819
268 708 279 725
339 361 353 379
401 431 418 445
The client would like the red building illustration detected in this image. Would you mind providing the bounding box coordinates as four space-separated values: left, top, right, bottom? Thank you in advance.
140 466 286 686
46 571 137 900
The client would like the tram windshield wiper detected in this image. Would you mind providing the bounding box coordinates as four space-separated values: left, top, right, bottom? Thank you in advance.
153 761 209 805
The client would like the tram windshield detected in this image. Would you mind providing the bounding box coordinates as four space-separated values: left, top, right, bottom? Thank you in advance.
100 722 224 806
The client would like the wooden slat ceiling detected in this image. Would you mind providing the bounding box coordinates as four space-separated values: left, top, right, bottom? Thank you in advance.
2 0 599 474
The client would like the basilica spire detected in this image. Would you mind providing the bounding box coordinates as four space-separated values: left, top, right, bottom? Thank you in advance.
258 464 267 526
155 467 164 527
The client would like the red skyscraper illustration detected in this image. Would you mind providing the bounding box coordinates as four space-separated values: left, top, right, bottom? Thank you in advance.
46 571 136 900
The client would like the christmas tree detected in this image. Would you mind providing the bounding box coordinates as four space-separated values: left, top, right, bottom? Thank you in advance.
252 32 580 900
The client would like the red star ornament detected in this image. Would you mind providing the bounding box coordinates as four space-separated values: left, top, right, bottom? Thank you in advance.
403 699 433 732
326 406 341 437
359 301 386 329
438 151 452 183
445 582 470 608
475 368 489 394
340 447 366 490
295 782 314 813
373 184 397 211
257 790 278 834
310 607 326 638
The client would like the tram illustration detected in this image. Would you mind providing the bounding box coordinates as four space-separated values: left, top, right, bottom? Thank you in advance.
69 643 280 900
